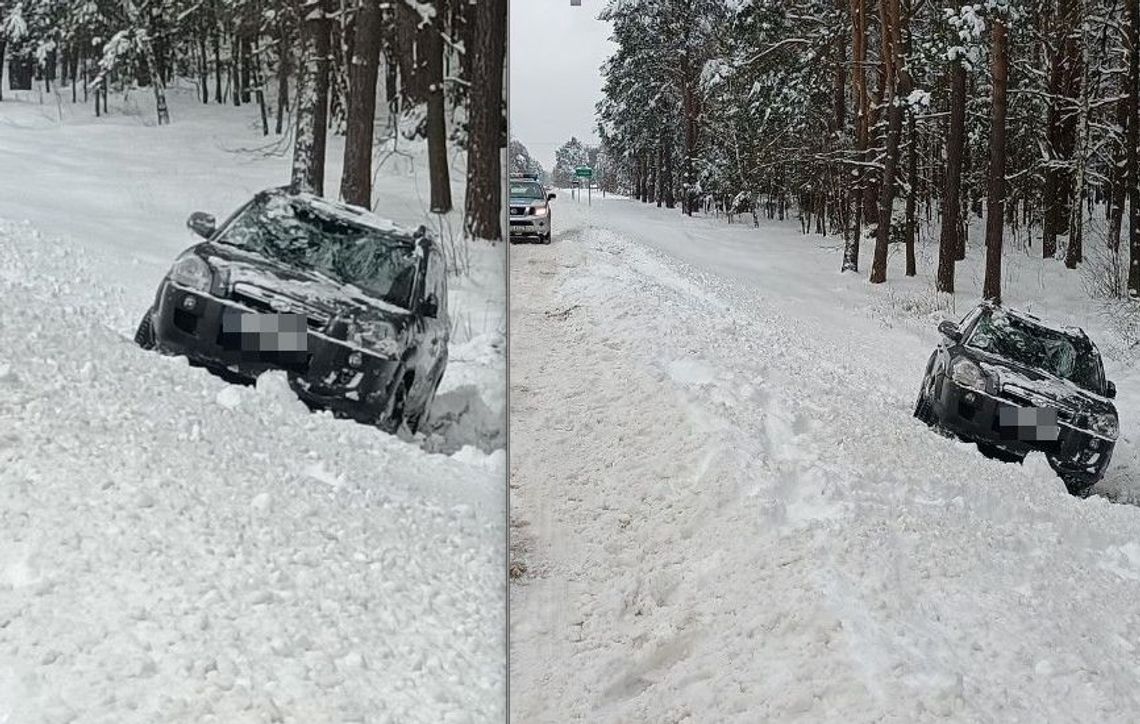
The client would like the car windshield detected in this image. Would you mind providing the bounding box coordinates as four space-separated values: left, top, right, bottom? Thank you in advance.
510 182 546 200
966 309 1104 392
218 194 418 308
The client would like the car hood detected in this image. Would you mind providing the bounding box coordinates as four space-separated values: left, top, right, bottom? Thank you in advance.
963 347 1115 415
194 242 412 326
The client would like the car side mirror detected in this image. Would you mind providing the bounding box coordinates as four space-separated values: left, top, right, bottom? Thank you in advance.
419 294 439 319
1106 380 1117 399
187 211 217 239
547 192 557 201
938 320 962 342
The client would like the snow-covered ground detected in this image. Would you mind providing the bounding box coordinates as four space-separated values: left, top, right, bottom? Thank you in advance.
510 193 1140 721
0 85 504 721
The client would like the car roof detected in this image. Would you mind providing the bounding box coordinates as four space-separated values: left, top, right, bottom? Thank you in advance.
257 187 432 246
976 301 1090 340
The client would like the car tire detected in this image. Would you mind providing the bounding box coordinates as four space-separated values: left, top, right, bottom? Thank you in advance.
377 374 409 435
1047 455 1099 498
542 233 552 244
407 375 442 435
913 378 935 425
134 310 156 350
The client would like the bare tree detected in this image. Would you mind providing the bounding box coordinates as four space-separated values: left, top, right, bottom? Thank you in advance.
463 0 505 241
340 0 382 207
291 0 331 195
983 13 1009 302
426 0 451 213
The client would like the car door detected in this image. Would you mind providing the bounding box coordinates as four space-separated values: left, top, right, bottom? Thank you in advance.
407 243 448 409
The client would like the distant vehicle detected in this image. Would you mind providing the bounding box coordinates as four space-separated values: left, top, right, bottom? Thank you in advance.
914 302 1118 496
134 188 449 434
509 176 556 244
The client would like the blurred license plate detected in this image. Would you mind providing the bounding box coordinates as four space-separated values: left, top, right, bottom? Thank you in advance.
221 312 308 353
998 406 1058 442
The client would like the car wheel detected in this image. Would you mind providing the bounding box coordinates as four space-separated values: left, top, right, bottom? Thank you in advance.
377 375 409 435
407 376 442 435
542 233 552 244
134 310 156 350
913 378 935 425
1047 455 1098 497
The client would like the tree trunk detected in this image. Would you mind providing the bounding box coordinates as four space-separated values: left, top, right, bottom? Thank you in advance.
937 61 966 293
663 134 675 209
904 109 917 277
983 16 1009 303
1065 11 1090 270
426 0 452 213
463 0 506 241
0 39 6 102
1127 0 1140 296
871 0 906 284
124 0 170 125
213 4 223 104
340 0 382 207
844 0 867 273
276 16 291 135
291 0 332 195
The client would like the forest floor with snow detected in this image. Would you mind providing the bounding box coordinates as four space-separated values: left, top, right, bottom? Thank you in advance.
0 85 504 721
509 193 1140 722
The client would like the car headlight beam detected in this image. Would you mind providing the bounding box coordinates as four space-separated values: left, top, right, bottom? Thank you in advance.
170 255 213 292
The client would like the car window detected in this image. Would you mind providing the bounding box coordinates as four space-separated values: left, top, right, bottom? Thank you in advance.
510 182 546 200
219 193 418 309
966 309 1104 392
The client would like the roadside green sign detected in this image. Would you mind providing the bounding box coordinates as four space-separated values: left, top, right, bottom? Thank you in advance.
575 166 593 179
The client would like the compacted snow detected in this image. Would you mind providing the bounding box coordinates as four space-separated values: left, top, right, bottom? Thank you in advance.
510 194 1140 722
0 87 504 721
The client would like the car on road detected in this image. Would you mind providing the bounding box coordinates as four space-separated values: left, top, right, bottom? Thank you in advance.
914 302 1118 496
509 174 556 243
135 188 450 434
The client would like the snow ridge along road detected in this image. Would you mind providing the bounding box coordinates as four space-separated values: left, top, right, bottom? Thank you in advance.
510 196 1140 722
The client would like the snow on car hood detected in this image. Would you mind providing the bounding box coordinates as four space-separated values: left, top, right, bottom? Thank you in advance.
197 242 412 322
970 349 1114 414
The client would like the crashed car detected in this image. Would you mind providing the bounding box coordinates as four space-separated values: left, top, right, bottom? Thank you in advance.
134 188 450 434
914 302 1118 496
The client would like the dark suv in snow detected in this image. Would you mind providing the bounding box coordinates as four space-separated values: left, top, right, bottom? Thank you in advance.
914 302 1118 496
135 188 450 433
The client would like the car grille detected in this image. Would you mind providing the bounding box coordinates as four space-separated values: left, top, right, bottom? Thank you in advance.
1000 384 1085 429
230 283 330 331
510 206 533 216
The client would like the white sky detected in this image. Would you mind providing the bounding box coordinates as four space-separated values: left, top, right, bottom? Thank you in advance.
509 0 616 172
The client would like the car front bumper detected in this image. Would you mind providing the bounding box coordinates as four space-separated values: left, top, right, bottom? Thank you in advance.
509 214 549 237
931 375 1114 478
152 280 401 422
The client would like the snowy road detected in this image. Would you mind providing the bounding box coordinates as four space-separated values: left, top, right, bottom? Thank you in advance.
510 195 1140 722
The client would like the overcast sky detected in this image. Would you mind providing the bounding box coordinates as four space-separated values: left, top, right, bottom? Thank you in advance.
509 0 616 172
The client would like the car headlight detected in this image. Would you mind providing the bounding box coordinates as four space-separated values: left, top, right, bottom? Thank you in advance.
348 320 399 359
534 206 548 217
951 358 986 390
1089 412 1119 440
170 255 212 292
